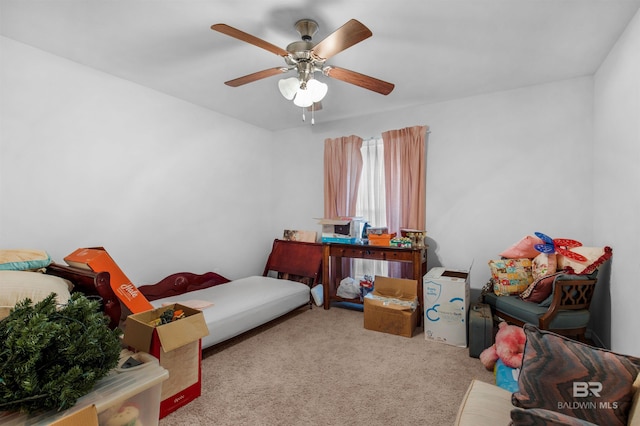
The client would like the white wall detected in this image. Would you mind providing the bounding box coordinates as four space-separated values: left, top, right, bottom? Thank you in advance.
0 37 277 283
593 9 640 355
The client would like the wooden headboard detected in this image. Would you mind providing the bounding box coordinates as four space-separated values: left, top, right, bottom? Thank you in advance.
137 239 323 301
45 263 121 329
138 271 231 301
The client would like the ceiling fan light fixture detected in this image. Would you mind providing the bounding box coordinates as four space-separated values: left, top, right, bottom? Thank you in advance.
293 87 314 107
306 79 328 102
212 18 395 121
212 18 394 126
292 78 327 107
281 75 328 107
278 77 299 100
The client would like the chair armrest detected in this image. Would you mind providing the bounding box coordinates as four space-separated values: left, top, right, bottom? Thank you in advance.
539 276 597 330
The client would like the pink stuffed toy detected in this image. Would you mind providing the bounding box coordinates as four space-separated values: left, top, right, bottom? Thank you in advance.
479 322 526 370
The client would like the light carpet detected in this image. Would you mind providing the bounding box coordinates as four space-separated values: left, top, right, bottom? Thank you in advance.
159 305 495 425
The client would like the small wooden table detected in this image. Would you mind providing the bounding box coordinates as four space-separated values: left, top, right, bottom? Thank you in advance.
322 243 427 312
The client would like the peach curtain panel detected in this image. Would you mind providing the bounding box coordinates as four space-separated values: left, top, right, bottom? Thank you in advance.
323 135 364 218
382 125 429 235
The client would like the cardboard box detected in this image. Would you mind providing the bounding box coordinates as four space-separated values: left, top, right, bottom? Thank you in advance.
423 267 470 347
368 233 395 246
50 406 98 426
366 227 389 235
64 247 153 314
283 230 317 242
317 217 364 243
363 276 419 338
122 304 209 418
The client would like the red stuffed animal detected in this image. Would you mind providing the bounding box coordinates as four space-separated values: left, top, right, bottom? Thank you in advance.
479 321 526 370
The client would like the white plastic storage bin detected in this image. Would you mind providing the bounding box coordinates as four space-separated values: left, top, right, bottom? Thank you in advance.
0 350 169 426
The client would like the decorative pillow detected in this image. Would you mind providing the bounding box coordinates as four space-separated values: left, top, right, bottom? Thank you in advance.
489 258 534 296
499 235 544 259
557 246 613 274
532 253 557 280
0 271 73 319
519 273 561 303
510 407 599 425
0 249 52 271
513 325 640 426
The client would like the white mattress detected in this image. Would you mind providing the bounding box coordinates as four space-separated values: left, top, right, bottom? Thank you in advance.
149 275 310 348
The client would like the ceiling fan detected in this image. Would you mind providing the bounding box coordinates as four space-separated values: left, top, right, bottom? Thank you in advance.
210 19 395 109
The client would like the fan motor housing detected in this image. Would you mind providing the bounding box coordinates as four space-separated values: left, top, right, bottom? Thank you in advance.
295 19 318 41
286 40 314 57
285 20 325 68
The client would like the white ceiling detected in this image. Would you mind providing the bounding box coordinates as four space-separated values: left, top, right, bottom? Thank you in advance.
2 0 639 131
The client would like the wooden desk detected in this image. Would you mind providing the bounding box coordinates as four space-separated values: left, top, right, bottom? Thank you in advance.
322 243 427 311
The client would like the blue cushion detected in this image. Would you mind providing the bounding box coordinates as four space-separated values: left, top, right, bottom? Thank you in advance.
484 292 590 330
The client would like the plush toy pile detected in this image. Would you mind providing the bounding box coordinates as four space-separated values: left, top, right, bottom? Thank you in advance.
479 321 526 370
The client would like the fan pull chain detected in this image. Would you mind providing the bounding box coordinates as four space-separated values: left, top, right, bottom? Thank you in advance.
301 106 316 125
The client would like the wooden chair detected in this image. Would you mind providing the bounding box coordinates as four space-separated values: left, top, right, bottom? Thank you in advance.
262 238 323 288
484 274 597 342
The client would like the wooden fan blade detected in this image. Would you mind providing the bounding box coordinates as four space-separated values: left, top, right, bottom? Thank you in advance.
324 67 394 95
211 23 289 57
312 19 372 60
225 67 287 87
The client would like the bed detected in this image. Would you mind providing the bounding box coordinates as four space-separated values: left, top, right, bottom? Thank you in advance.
136 239 323 349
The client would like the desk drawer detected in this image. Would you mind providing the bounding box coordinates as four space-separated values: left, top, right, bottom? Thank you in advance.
330 247 413 261
331 247 369 259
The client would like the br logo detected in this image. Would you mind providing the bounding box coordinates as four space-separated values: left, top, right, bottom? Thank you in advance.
573 382 602 397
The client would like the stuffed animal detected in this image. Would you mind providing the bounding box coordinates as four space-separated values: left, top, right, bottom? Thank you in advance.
105 403 143 426
479 321 526 370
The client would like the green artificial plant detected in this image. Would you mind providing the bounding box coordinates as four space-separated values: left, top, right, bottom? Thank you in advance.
0 292 122 414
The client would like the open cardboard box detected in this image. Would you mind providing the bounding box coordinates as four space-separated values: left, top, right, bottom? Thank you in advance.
363 276 419 338
123 304 209 418
317 217 365 243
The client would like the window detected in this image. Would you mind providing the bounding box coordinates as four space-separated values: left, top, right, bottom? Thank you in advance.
324 125 428 279
356 138 386 228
